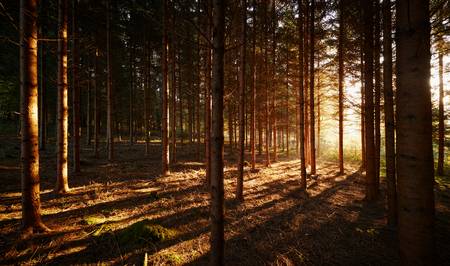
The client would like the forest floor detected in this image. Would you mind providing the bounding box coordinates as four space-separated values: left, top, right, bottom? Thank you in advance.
1 136 450 265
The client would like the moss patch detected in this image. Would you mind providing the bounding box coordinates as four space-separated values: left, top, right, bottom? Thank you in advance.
117 219 177 245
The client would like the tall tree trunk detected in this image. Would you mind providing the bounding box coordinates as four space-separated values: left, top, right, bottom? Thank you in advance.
309 0 316 175
38 11 47 151
171 31 177 164
250 0 256 170
162 0 170 175
86 54 91 146
298 0 307 190
144 42 150 156
271 0 277 163
210 0 225 264
360 36 365 170
362 0 376 201
205 1 212 184
20 0 49 234
383 0 397 227
94 48 100 159
437 47 445 176
264 1 270 167
286 51 290 157
237 0 246 201
106 0 114 161
317 56 321 156
338 0 344 174
396 0 435 263
72 0 80 173
374 1 381 186
129 41 135 145
56 0 70 193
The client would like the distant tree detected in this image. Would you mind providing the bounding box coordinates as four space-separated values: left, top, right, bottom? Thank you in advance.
106 0 114 161
237 0 246 201
162 0 170 176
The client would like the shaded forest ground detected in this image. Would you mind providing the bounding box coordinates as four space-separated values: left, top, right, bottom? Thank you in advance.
1 136 450 265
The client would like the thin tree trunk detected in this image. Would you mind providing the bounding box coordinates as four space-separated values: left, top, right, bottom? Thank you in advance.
338 0 344 174
162 0 170 175
250 0 256 170
56 0 70 193
298 0 306 190
72 0 80 173
360 35 365 169
86 54 91 146
171 32 177 164
309 0 316 175
264 1 270 167
210 0 225 264
362 0 376 200
20 0 49 234
38 16 47 151
94 48 99 159
237 0 246 201
205 2 212 184
374 1 381 185
383 0 397 227
106 0 113 161
396 0 435 263
437 47 445 175
129 41 135 145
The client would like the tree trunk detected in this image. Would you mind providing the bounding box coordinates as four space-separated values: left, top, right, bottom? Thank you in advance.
264 1 270 167
309 0 316 175
94 48 100 159
205 1 212 184
162 0 170 175
210 0 225 264
20 0 49 234
237 0 246 201
250 0 256 170
396 0 435 263
298 0 307 190
72 0 80 173
129 41 135 145
437 47 445 176
56 0 70 193
106 0 114 161
362 0 376 201
86 54 91 146
374 1 381 185
338 0 344 174
38 14 47 151
382 0 397 227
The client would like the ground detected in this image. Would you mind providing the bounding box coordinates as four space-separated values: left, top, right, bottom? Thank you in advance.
0 136 449 265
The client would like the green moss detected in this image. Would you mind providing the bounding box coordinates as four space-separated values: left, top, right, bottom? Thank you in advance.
117 219 177 245
83 215 106 225
163 252 183 265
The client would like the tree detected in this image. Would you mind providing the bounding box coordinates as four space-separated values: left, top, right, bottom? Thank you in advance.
20 0 49 234
162 0 170 176
56 0 70 193
362 0 377 201
72 0 80 173
309 0 316 175
437 41 445 176
374 1 381 185
338 0 344 175
237 0 246 201
106 0 114 161
250 0 257 171
396 0 435 263
210 0 225 264
298 0 306 190
382 0 396 226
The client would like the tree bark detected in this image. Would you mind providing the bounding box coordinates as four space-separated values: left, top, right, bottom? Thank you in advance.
94 48 100 159
237 0 246 201
396 0 435 263
309 0 316 175
162 0 170 175
106 0 114 161
56 0 70 193
72 0 80 173
38 9 47 151
20 0 49 234
382 0 397 227
205 1 212 184
437 47 445 176
210 0 225 264
374 0 381 185
338 0 344 174
362 0 377 201
298 0 307 190
250 0 257 170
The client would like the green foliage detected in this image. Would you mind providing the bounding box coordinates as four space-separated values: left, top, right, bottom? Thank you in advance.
117 219 177 245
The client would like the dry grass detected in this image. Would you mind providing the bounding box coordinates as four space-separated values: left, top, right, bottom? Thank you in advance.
0 138 449 265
